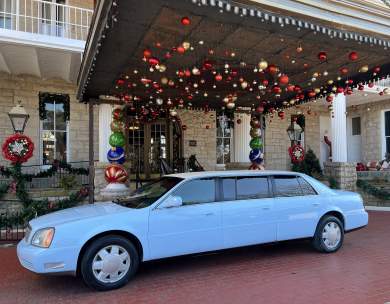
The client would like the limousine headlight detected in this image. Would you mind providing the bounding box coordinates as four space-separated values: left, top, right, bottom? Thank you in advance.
31 228 55 248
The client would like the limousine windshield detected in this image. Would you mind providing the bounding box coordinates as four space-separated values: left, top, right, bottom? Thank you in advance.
114 176 184 209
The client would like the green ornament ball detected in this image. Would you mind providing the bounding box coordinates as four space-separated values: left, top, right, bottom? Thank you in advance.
109 132 125 147
250 137 263 150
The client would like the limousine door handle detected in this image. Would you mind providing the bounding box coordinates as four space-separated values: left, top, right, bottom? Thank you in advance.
262 205 271 210
203 212 215 216
312 202 320 207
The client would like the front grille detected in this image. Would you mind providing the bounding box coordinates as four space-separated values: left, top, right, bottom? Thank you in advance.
24 224 32 242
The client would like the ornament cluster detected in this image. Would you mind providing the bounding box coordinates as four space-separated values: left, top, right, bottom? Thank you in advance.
105 108 129 184
248 116 265 170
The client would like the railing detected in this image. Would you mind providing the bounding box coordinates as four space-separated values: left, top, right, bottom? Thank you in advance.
0 0 93 41
0 211 25 242
0 161 89 190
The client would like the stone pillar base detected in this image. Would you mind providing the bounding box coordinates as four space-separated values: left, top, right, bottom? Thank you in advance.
324 162 357 191
100 183 131 201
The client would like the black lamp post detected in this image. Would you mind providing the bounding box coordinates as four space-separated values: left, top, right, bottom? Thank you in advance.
8 101 29 134
286 121 303 144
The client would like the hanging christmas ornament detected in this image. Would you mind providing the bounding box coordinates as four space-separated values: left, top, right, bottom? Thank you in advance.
296 45 303 53
326 95 334 103
258 60 268 71
278 74 289 85
226 102 236 109
215 74 223 82
249 148 263 164
156 98 164 106
177 46 186 54
143 49 152 58
241 81 248 89
250 118 261 128
192 67 200 75
373 66 381 73
161 77 169 85
348 51 358 61
359 65 369 73
236 119 242 125
250 127 261 138
158 64 167 72
256 105 264 113
203 59 214 70
181 16 191 26
267 64 278 74
182 41 191 50
340 67 349 74
317 51 327 61
148 57 160 66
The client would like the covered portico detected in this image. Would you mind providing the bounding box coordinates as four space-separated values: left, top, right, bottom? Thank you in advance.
77 0 390 202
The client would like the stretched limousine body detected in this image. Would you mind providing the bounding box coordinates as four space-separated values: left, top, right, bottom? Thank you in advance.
17 171 368 291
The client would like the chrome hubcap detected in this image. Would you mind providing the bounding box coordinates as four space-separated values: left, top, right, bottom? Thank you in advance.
92 245 131 283
322 221 341 250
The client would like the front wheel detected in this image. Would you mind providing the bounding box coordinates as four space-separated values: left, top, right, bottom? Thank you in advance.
80 235 139 291
312 216 344 253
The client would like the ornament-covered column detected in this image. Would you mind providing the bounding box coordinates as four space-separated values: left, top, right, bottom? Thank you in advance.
100 107 130 198
248 115 265 170
331 94 347 162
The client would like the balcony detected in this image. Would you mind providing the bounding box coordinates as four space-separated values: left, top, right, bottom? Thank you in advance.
0 0 93 82
0 0 93 41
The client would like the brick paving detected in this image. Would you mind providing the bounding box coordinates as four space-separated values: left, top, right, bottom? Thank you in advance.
0 211 389 304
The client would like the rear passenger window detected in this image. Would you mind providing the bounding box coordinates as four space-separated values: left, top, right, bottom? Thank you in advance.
273 176 302 197
236 177 270 200
297 177 317 195
221 178 236 201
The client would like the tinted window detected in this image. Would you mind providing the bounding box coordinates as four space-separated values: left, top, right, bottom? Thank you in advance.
352 117 361 135
173 178 215 205
237 177 270 200
221 178 236 201
273 176 302 197
297 177 317 195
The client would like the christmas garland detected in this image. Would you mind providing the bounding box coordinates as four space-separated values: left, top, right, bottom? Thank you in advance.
356 179 390 201
0 162 89 226
38 92 70 121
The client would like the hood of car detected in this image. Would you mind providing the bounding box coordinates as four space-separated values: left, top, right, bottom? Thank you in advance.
29 202 128 229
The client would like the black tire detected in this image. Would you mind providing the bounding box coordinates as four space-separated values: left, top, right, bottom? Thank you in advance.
312 215 344 253
80 235 139 291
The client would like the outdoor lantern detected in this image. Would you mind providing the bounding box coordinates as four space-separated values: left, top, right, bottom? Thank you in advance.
286 121 303 142
8 101 29 134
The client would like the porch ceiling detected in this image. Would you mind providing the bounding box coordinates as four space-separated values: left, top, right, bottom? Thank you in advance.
0 42 81 83
77 0 390 113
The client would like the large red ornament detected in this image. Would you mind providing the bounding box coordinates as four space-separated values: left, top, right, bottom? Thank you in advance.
307 90 316 98
143 49 152 58
267 64 278 74
348 51 358 61
181 16 191 26
2 134 34 164
104 164 129 184
256 105 264 113
148 57 160 66
318 51 327 61
373 66 381 73
340 67 349 74
272 85 282 94
203 59 214 70
336 87 344 94
112 108 124 121
176 46 185 54
215 74 223 82
326 95 334 103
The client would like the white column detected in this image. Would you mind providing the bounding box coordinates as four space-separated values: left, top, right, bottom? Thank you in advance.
233 113 251 162
331 94 348 162
98 103 113 162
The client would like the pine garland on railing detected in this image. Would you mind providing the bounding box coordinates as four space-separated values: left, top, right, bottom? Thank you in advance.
0 161 89 226
356 179 390 201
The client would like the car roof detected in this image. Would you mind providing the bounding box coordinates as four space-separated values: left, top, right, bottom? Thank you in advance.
168 170 304 179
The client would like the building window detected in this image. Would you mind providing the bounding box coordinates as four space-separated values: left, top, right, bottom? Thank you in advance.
0 0 14 29
39 93 70 165
216 113 233 165
352 117 361 136
385 111 390 154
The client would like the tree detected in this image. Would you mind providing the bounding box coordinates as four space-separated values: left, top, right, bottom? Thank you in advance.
292 149 322 177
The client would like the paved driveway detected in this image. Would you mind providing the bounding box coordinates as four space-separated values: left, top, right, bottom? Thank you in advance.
0 211 389 304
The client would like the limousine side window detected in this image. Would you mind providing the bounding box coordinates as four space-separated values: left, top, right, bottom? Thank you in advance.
221 178 236 201
273 175 303 197
297 177 317 195
173 178 215 205
236 177 270 200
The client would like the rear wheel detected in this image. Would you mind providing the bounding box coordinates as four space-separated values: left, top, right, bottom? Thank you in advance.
80 235 139 291
312 216 344 253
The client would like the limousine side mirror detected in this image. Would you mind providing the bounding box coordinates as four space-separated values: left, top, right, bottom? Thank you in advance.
160 195 183 208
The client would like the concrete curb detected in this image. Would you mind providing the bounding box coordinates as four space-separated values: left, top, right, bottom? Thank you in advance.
365 206 390 211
